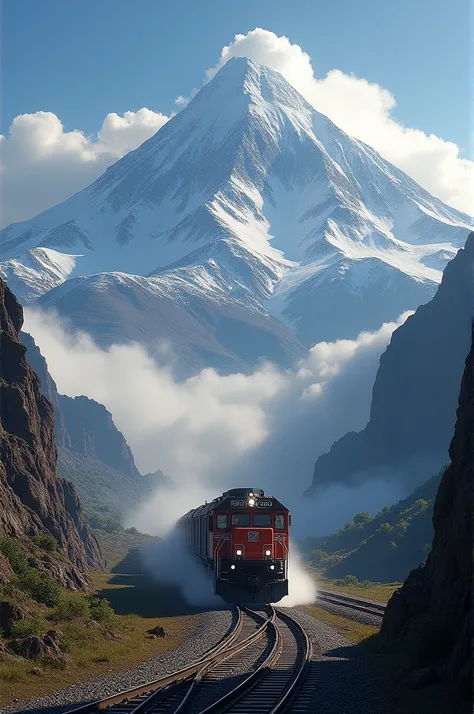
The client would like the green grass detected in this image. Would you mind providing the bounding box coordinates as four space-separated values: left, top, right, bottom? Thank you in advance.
95 529 158 571
316 575 400 604
304 604 379 644
0 542 199 708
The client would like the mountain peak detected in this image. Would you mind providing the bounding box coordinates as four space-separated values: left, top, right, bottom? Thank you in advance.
0 52 471 368
193 54 312 119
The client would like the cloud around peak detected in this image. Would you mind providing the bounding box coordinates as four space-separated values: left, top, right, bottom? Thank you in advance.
0 108 170 228
1 27 472 229
204 28 473 216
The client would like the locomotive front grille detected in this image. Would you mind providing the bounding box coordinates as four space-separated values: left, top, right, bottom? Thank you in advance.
219 558 286 584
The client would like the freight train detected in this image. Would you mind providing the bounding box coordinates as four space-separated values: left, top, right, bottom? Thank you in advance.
178 488 290 603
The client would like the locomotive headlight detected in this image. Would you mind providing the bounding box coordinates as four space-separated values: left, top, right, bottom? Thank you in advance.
236 549 242 556
248 498 255 507
270 565 275 570
265 549 271 556
231 564 236 570
249 492 254 497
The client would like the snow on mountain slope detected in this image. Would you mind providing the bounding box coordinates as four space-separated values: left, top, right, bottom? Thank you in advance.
0 57 471 356
0 247 80 303
37 270 307 377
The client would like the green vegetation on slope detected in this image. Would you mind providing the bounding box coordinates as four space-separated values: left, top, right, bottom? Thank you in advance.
0 535 197 708
302 471 444 582
58 446 145 525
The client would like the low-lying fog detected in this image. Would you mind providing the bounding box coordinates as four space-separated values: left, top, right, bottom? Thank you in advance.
25 308 413 605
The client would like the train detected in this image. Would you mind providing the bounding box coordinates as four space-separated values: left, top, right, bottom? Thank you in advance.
177 487 290 603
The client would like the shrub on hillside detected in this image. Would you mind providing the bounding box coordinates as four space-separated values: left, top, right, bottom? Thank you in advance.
88 512 123 533
88 596 115 623
52 593 90 622
336 574 359 586
0 537 29 574
16 569 61 607
352 512 373 526
9 614 48 638
33 533 59 552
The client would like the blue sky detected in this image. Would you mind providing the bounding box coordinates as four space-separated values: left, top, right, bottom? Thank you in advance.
2 0 471 156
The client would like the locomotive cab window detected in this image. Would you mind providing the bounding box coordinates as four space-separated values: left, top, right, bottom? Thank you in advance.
253 513 271 527
232 513 250 526
216 514 228 529
275 514 286 529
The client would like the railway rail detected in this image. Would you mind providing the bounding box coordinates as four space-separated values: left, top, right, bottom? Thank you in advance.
316 588 387 618
66 604 311 714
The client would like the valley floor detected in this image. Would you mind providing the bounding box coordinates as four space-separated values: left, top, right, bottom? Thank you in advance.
2 537 449 714
0 532 204 709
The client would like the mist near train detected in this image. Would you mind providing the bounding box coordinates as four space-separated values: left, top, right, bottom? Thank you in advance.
141 532 316 607
25 307 412 543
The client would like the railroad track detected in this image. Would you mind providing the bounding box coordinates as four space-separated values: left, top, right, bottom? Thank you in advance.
66 604 311 714
316 588 387 618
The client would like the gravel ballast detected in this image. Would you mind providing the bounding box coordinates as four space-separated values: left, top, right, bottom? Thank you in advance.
3 609 234 714
4 605 388 714
283 606 386 714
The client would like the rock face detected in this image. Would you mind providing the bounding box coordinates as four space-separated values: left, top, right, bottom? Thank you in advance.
58 395 141 480
381 327 473 713
0 601 26 636
20 331 166 518
8 632 70 667
21 332 141 481
0 277 104 585
308 231 473 496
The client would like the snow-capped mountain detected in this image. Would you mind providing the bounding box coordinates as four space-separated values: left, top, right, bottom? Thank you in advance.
1 57 471 371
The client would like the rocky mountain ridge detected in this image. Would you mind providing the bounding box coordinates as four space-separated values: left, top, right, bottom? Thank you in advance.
0 277 104 587
21 332 141 481
381 325 473 713
308 230 473 497
20 332 165 518
0 58 471 376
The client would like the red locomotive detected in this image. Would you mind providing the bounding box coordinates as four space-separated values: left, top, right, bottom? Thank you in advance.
178 488 290 603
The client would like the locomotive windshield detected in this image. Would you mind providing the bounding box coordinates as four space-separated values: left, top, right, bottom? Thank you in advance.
275 514 286 529
253 513 271 526
231 513 250 526
216 514 228 529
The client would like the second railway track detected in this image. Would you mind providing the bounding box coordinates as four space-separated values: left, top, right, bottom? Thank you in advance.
316 588 387 618
66 605 311 714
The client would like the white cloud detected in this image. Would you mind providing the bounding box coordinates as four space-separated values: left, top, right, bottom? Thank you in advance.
2 28 471 229
23 307 411 536
0 108 169 227
206 28 473 215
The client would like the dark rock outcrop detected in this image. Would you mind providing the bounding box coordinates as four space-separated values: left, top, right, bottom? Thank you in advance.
381 327 473 713
21 332 141 481
0 278 105 586
308 231 473 495
8 633 70 666
0 601 26 636
58 395 141 481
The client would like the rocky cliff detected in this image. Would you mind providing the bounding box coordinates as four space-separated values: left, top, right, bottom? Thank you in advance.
381 327 473 712
21 332 141 481
308 231 473 496
20 332 165 519
58 395 141 481
0 277 104 586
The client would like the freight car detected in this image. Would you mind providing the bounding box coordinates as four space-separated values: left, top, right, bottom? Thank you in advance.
177 488 290 603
